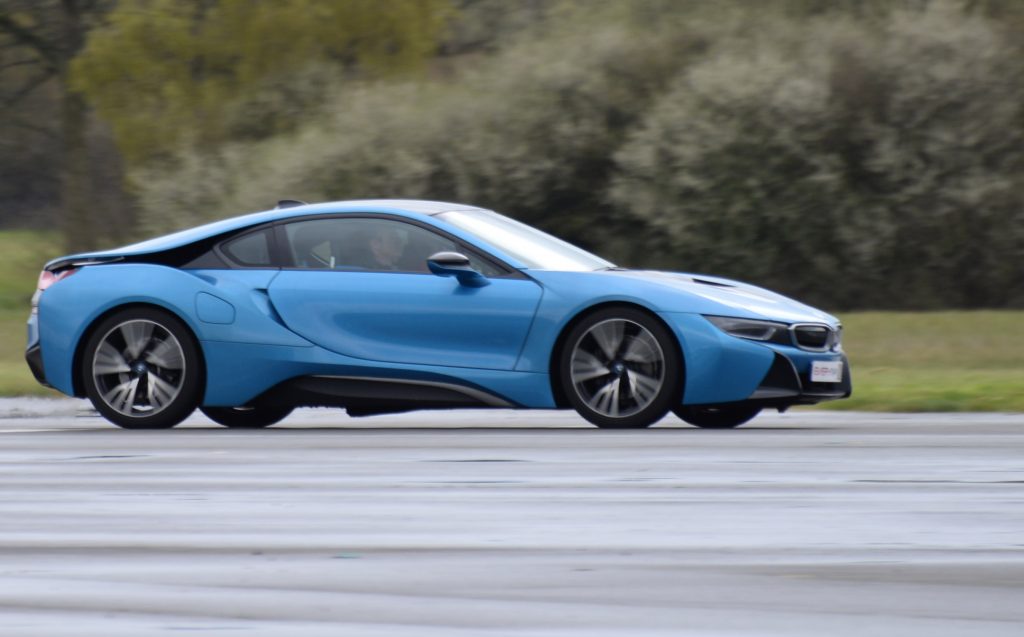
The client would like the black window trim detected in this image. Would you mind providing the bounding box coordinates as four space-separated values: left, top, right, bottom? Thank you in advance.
215 226 278 268
194 220 287 270
270 213 525 279
193 212 525 279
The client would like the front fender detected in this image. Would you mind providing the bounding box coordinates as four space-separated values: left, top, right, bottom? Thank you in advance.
658 312 776 405
514 280 664 373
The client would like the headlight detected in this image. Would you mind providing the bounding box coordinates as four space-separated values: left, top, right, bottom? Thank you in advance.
704 315 791 346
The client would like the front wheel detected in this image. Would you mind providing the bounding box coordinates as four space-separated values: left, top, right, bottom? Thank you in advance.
673 404 761 429
82 307 202 429
560 307 682 429
200 406 294 428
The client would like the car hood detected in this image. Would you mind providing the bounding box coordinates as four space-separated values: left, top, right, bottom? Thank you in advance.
614 270 838 325
531 269 839 327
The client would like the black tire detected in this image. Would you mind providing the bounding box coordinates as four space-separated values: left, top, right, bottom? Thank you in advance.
559 307 682 429
82 307 202 429
673 404 761 429
200 406 293 428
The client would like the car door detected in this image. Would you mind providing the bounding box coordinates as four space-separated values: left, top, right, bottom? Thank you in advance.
266 215 543 370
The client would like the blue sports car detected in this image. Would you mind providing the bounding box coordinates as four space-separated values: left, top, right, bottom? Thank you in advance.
26 199 850 429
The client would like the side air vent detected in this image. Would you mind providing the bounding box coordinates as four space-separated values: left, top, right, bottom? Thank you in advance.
749 353 802 400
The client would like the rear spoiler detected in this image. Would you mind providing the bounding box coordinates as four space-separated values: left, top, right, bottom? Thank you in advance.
45 255 124 273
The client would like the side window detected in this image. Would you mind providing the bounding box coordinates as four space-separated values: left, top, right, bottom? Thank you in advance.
282 217 504 276
221 229 272 267
464 251 504 278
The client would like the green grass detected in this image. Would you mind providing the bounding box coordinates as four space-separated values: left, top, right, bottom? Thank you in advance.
817 311 1024 412
0 230 64 397
0 230 1021 410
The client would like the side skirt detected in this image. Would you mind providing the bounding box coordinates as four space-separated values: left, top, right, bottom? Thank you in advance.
249 375 516 417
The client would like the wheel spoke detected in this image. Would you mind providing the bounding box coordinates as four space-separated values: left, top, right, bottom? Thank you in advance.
94 341 130 375
147 372 178 409
608 378 621 416
622 330 659 364
626 369 661 404
587 378 619 415
104 377 139 414
571 318 667 420
590 320 624 361
95 319 186 419
121 321 154 360
102 379 131 408
145 337 183 370
571 350 610 383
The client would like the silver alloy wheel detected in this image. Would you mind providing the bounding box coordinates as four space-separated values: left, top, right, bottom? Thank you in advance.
92 319 186 417
569 318 665 418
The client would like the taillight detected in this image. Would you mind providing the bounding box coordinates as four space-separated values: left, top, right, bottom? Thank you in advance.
32 268 79 313
37 268 79 293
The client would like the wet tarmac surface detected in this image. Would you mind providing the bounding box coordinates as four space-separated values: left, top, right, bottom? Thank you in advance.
0 402 1022 636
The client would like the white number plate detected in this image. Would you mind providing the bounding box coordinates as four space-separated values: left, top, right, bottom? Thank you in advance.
810 361 844 383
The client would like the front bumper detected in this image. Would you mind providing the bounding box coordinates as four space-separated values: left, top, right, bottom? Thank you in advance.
662 312 852 407
749 352 851 406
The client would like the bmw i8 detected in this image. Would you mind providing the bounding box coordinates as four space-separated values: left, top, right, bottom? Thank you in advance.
26 200 850 429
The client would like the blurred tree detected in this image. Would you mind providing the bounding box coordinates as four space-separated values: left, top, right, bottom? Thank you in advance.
440 0 550 56
0 0 129 252
95 0 1024 309
0 59 59 229
71 0 454 163
610 5 1024 309
128 0 710 256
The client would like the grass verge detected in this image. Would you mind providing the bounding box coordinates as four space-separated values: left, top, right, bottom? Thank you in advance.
0 230 63 397
815 311 1024 412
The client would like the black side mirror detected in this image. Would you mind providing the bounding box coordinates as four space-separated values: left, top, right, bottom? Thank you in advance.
426 252 489 287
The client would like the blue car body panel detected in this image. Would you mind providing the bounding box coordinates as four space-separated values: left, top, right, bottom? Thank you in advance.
29 199 850 416
266 270 542 370
510 269 839 404
36 265 312 395
35 262 554 407
200 341 553 408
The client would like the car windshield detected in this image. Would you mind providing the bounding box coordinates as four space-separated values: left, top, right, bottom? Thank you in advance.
437 209 615 271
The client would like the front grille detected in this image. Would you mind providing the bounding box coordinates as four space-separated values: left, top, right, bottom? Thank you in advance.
791 324 835 351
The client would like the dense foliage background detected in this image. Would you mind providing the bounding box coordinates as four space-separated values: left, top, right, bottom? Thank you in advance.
2 0 1023 310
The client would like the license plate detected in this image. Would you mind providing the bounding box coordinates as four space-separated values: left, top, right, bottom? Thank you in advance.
810 361 843 383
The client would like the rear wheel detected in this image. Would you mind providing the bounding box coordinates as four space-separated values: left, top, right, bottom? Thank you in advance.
673 404 761 429
82 307 201 429
200 406 293 428
560 307 681 429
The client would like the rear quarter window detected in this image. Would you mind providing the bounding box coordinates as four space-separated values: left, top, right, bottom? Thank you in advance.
221 230 272 267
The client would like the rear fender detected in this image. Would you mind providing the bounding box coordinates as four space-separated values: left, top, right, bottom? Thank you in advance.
38 264 311 396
